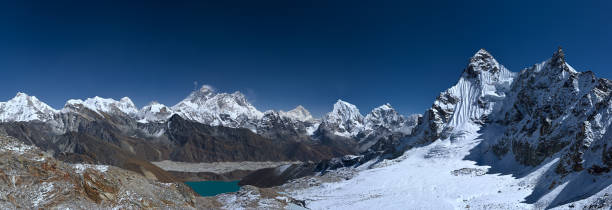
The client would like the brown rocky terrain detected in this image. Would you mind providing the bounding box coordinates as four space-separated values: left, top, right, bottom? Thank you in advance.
0 133 198 209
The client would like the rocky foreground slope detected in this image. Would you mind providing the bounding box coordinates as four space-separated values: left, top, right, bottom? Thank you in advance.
0 131 197 209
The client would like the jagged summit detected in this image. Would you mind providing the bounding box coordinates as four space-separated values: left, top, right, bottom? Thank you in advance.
551 46 566 67
463 48 503 77
526 47 577 78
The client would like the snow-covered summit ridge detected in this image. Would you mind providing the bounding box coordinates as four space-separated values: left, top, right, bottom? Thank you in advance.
0 92 58 122
64 96 138 117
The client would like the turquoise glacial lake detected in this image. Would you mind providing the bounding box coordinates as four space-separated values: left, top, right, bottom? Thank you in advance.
185 180 241 197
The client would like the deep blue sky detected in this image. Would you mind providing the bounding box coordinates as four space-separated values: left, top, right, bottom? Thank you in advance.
0 0 610 117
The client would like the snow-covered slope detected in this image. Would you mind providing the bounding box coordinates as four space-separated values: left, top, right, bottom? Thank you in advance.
0 93 58 122
171 85 264 131
286 132 536 209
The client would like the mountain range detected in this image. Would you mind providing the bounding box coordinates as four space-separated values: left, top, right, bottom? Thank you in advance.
2 47 612 208
0 81 417 182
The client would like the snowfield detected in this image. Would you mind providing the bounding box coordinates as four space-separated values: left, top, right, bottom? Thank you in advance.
285 127 612 209
287 131 534 209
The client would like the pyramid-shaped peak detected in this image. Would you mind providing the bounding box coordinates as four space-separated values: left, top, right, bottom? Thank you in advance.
470 48 496 62
329 99 362 119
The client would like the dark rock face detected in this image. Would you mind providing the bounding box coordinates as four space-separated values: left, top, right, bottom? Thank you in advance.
255 111 316 142
165 114 353 162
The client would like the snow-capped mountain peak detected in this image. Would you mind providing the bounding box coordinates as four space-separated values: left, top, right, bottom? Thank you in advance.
137 101 174 123
364 103 403 131
64 96 138 117
329 99 363 121
172 85 263 131
280 105 314 122
0 92 58 122
463 48 504 78
414 49 516 142
320 99 365 137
